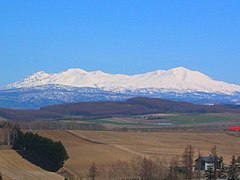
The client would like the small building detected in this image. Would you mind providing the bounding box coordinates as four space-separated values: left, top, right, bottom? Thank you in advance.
195 156 222 171
228 126 240 131
157 122 172 126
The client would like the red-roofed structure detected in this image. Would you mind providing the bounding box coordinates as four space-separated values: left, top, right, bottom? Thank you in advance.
228 126 240 131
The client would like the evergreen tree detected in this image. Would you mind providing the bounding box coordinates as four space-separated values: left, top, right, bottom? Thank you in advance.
228 156 239 180
218 156 227 179
13 130 69 168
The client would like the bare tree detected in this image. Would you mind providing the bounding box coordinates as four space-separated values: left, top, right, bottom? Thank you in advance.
108 156 168 180
130 156 142 177
168 156 181 180
108 159 131 179
139 157 155 180
87 162 99 180
182 144 194 180
153 157 168 179
195 149 202 180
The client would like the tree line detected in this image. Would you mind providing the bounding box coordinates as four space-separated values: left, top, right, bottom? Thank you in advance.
13 130 69 171
86 145 240 180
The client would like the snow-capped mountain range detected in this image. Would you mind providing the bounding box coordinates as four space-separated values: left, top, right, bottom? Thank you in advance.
4 67 240 94
1 67 240 108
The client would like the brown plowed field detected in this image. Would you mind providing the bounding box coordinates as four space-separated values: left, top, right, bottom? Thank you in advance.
31 130 240 177
0 149 64 180
71 130 240 162
33 130 133 177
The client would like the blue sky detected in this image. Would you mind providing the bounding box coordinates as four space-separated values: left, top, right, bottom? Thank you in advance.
0 0 240 86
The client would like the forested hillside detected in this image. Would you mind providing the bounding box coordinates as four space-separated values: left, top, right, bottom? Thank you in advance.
0 97 240 121
13 130 69 171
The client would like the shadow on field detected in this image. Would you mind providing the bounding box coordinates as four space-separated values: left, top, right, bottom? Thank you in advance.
16 150 61 172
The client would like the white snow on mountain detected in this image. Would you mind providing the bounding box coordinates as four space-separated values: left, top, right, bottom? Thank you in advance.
3 67 240 94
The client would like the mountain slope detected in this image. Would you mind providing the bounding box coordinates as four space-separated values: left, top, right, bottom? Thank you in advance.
4 67 240 94
0 84 132 108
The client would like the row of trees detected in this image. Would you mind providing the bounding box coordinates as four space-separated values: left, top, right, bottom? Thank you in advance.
13 130 69 170
87 156 169 180
14 120 106 131
86 145 240 180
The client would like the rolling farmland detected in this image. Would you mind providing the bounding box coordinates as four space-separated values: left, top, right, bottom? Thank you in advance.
0 148 64 180
32 130 133 177
30 130 240 177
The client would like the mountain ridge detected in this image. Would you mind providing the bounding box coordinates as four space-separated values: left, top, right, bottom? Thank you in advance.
1 84 240 109
3 67 240 95
1 67 240 109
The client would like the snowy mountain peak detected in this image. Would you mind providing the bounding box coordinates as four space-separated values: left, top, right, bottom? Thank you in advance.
30 71 50 77
166 66 200 76
169 66 189 72
161 67 211 81
64 68 87 74
3 67 240 94
169 67 192 76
